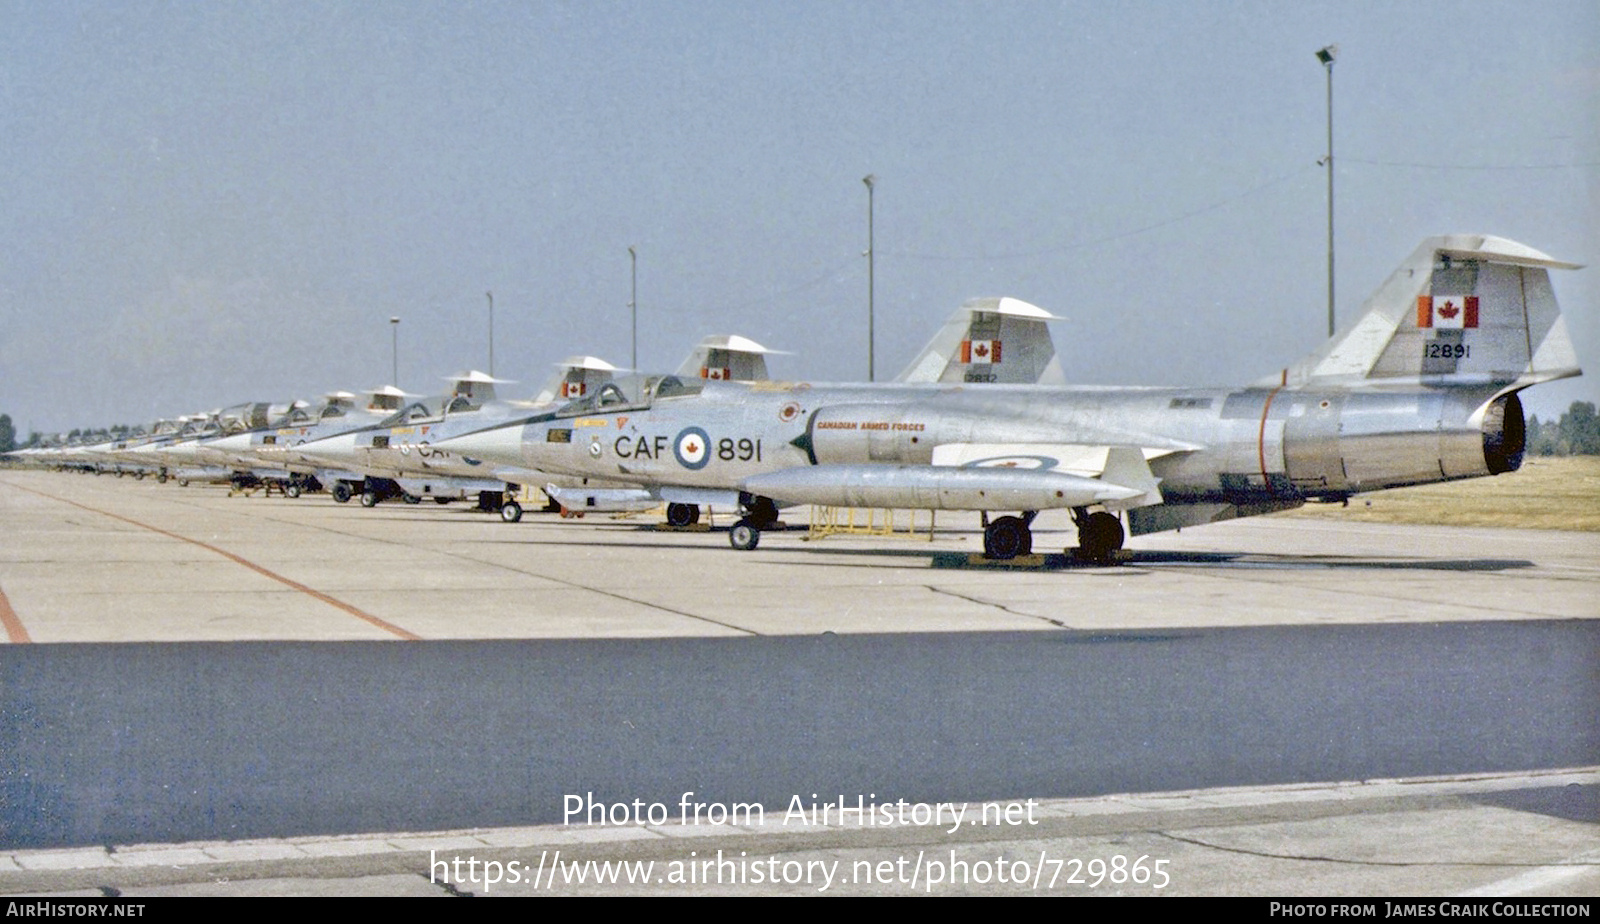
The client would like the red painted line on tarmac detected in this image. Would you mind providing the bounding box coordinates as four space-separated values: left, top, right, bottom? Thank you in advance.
3 481 421 641
0 584 31 644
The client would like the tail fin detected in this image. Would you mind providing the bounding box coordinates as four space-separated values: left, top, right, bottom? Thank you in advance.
675 334 783 382
895 296 1066 385
1268 235 1582 389
533 356 618 403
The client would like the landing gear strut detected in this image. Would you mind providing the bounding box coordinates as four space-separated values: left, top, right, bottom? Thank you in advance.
728 494 779 550
1073 509 1125 564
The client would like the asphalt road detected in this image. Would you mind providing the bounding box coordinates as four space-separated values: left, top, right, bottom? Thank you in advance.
4 620 1595 850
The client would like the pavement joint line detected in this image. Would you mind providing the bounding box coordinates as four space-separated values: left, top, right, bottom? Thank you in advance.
0 480 421 641
923 584 1075 629
7 767 1593 873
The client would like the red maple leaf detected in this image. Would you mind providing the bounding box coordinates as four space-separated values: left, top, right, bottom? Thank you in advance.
1438 300 1459 319
685 441 700 455
974 343 990 359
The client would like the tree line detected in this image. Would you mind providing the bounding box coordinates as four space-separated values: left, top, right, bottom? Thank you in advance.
1528 401 1600 456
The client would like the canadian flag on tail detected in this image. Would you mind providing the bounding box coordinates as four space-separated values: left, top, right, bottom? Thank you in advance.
960 340 1003 363
1417 295 1479 329
700 367 730 380
562 381 587 398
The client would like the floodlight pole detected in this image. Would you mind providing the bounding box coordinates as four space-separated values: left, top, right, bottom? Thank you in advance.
628 246 638 371
1318 44 1338 337
486 291 494 377
390 316 400 386
863 174 876 382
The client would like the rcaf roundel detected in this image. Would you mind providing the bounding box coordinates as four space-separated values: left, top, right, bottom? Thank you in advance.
673 427 711 470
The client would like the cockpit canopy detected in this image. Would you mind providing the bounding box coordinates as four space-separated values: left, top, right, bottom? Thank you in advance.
556 374 704 416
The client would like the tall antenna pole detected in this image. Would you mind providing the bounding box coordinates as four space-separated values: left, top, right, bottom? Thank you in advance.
628 246 638 370
1317 44 1338 337
863 174 876 381
389 316 400 385
486 291 494 376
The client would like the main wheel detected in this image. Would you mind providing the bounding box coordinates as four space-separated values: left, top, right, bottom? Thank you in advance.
360 490 379 507
285 484 301 498
729 518 761 551
403 493 421 504
1077 511 1125 563
434 496 451 504
665 502 698 527
331 482 353 504
500 501 523 523
983 515 1032 560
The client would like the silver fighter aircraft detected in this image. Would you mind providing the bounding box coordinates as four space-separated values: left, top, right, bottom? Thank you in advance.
434 235 1582 562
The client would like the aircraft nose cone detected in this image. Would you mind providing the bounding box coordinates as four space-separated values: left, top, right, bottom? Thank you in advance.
431 424 527 468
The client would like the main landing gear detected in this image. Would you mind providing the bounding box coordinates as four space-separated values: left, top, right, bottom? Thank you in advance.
982 512 1036 559
1072 509 1125 564
728 496 779 551
979 508 1126 564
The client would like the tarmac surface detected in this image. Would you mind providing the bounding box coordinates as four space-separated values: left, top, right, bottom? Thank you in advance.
1 470 1597 896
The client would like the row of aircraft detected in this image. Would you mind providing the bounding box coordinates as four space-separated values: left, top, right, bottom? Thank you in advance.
10 297 1064 518
11 235 1584 563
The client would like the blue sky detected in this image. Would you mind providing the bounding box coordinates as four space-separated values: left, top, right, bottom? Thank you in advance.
2 0 1595 434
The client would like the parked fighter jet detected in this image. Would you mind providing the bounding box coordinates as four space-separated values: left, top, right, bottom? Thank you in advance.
434 235 1582 562
292 360 635 518
200 386 417 497
535 305 1064 521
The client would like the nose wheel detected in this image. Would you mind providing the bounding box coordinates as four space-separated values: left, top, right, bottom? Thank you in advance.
728 519 761 550
728 495 779 550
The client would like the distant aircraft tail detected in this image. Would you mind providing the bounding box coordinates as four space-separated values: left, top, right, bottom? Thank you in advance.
896 296 1066 385
533 356 619 403
1267 235 1582 391
675 335 783 383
